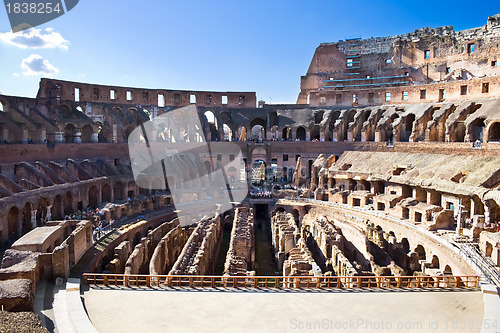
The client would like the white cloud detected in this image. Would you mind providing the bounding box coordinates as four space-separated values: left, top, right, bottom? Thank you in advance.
13 73 20 77
0 27 70 50
20 54 59 77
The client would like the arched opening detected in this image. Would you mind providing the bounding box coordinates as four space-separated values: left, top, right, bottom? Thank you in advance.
236 126 247 141
89 185 99 208
52 195 63 220
292 209 300 226
22 202 33 234
8 206 19 241
222 124 232 141
414 245 426 260
282 127 291 140
401 114 415 142
124 125 135 143
204 111 218 141
296 127 306 141
251 124 265 141
227 166 238 183
451 122 466 142
373 181 385 195
251 160 266 185
81 124 93 143
64 191 73 215
431 255 440 269
401 238 410 253
36 197 49 226
310 126 320 141
275 207 286 213
269 125 279 140
204 160 212 177
487 122 500 142
102 184 112 203
250 118 266 141
64 124 77 143
470 118 486 142
114 182 125 201
443 265 453 275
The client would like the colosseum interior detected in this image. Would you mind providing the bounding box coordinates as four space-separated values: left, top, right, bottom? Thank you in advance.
0 13 500 333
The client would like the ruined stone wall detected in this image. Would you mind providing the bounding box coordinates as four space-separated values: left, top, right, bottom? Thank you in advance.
124 219 180 275
149 225 188 275
169 215 222 275
223 207 255 276
271 212 299 271
283 241 321 276
298 14 500 106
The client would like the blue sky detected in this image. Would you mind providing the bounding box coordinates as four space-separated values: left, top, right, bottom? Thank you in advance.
0 0 499 103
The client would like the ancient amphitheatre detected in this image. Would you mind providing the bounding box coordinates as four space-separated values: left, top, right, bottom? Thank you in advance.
0 13 500 333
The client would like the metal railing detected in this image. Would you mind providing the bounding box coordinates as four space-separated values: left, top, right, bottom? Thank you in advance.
453 238 500 287
83 273 479 289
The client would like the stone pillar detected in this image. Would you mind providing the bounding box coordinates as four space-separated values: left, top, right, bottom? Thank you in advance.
1 128 8 143
347 131 354 142
46 205 53 222
22 127 29 143
484 202 492 225
113 124 118 143
374 131 381 142
91 132 99 143
40 128 47 143
74 128 82 143
55 131 64 143
306 130 311 142
31 210 37 229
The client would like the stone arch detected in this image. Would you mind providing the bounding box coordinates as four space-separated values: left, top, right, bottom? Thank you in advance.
310 126 320 141
124 125 135 143
52 194 63 220
470 118 486 142
81 124 93 143
414 244 426 260
236 125 247 141
250 118 266 141
22 202 33 234
401 238 410 253
487 121 500 142
282 126 291 140
431 255 440 269
36 197 49 226
269 125 279 140
222 124 232 141
296 127 306 141
450 122 466 142
114 182 125 201
373 181 385 195
102 183 112 202
8 206 20 241
443 264 452 275
64 191 73 215
64 123 77 143
89 185 99 208
400 114 415 142
204 111 219 140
